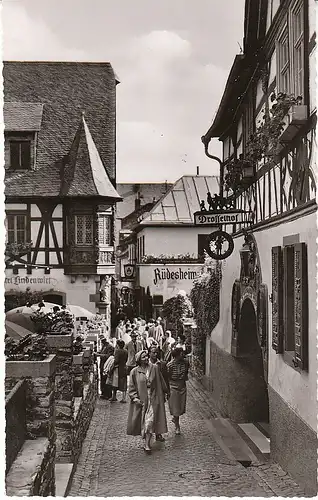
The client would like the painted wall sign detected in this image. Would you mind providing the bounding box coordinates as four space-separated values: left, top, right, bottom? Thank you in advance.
194 211 254 226
5 276 58 286
153 267 198 285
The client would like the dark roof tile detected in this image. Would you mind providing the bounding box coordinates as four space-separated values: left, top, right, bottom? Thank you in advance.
4 102 44 131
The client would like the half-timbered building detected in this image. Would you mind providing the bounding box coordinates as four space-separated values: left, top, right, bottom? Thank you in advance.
201 0 316 493
4 62 121 325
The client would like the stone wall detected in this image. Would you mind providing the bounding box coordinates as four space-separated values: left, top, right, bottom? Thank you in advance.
47 334 75 463
5 355 57 496
73 371 98 462
5 380 27 473
202 341 269 422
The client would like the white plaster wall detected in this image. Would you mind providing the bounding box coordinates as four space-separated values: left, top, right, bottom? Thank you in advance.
209 210 317 431
141 226 216 257
5 268 99 313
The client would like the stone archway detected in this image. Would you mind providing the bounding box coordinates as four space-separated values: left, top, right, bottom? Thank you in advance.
229 232 269 423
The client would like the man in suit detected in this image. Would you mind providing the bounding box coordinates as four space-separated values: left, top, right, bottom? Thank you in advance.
125 331 143 375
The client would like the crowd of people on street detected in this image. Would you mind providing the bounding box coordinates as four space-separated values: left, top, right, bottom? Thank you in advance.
96 315 190 454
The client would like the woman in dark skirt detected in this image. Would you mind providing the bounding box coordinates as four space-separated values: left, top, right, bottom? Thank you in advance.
112 339 128 402
167 347 189 435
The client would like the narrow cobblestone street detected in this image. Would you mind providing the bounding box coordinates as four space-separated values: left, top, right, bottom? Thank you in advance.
69 379 306 497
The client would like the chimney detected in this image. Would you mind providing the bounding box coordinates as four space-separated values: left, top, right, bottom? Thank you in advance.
135 192 141 210
196 166 200 176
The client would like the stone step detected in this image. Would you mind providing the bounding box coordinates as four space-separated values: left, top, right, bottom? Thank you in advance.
205 418 260 467
55 463 74 497
238 423 270 455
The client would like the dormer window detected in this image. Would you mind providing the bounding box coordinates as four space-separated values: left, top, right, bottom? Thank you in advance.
10 139 31 170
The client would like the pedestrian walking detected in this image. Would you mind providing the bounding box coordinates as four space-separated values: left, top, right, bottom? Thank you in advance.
161 330 175 362
167 347 189 435
127 350 169 454
98 338 114 399
175 333 187 351
154 319 164 344
115 319 125 339
102 345 116 400
125 330 143 375
112 339 128 403
148 345 170 442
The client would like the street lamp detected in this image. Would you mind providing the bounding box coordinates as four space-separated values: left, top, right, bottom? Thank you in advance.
239 154 256 184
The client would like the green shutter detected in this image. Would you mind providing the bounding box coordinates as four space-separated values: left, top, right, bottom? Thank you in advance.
293 243 308 370
271 246 284 353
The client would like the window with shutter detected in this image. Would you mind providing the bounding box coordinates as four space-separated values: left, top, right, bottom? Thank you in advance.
272 241 308 371
10 140 31 169
271 246 284 353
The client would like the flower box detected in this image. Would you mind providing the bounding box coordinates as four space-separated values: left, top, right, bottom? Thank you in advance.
6 354 56 378
73 353 84 365
46 333 73 349
279 105 307 142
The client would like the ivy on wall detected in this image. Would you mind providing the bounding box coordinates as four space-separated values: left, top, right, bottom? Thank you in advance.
162 293 192 336
189 261 222 378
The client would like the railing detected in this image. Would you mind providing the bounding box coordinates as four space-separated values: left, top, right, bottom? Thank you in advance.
5 379 27 474
97 247 114 265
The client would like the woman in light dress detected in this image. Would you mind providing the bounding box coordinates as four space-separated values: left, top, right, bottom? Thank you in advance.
127 350 168 454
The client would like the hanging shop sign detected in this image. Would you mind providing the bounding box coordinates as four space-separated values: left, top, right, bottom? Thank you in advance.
122 264 135 281
194 210 254 226
204 230 235 260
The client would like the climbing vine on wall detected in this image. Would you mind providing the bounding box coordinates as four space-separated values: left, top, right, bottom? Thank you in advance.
189 261 222 378
162 293 192 336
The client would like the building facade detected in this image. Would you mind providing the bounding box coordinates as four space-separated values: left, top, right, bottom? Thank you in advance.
117 175 219 318
201 0 317 494
4 62 121 325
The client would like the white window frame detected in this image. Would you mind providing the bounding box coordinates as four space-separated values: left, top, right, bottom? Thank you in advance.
6 213 27 244
276 0 304 97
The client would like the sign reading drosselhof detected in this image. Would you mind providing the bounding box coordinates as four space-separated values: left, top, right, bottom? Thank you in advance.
194 211 254 225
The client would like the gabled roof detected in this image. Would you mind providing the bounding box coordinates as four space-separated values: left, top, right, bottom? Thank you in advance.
4 102 44 131
5 116 121 200
139 175 219 225
4 61 117 180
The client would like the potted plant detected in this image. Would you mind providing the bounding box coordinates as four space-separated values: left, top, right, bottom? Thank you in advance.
5 333 56 378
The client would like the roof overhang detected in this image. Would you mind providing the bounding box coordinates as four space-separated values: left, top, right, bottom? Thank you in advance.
201 55 256 142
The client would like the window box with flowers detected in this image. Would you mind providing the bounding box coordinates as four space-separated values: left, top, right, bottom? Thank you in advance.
224 92 305 195
141 253 204 264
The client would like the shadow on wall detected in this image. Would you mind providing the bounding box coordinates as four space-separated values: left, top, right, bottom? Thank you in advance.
207 299 269 423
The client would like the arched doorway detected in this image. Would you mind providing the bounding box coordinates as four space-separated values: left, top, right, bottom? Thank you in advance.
42 292 66 306
236 298 269 423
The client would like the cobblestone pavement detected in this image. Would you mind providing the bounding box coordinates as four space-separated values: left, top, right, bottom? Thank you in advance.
69 378 307 497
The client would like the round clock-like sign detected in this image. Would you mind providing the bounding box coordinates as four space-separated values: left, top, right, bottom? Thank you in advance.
205 230 234 260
